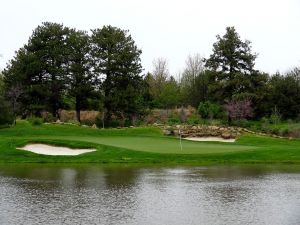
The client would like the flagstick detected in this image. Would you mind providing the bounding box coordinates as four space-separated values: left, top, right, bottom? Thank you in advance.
179 129 183 151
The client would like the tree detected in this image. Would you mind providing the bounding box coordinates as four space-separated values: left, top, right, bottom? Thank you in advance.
6 85 23 125
180 54 206 106
0 73 13 126
198 101 222 120
224 99 253 121
181 53 204 86
91 25 143 124
65 29 94 123
25 22 70 118
157 76 180 108
205 27 258 101
265 70 300 119
148 58 169 100
205 26 256 74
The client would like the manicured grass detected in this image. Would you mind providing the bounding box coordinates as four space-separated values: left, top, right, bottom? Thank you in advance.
0 121 300 164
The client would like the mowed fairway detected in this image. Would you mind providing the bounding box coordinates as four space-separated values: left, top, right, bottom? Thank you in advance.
0 121 300 164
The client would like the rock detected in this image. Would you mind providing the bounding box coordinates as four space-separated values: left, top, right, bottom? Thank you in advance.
173 130 179 136
221 132 231 139
163 129 172 135
210 126 218 130
56 119 61 123
210 131 219 137
91 124 97 129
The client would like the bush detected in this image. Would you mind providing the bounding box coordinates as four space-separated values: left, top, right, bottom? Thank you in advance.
269 106 281 125
0 98 13 127
198 101 222 119
167 116 180 125
28 117 43 126
187 115 201 125
95 114 125 128
41 111 56 123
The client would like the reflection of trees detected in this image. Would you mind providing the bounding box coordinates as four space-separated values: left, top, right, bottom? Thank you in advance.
0 164 143 224
103 166 140 188
200 165 267 180
199 166 266 205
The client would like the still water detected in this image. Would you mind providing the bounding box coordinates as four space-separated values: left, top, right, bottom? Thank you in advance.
0 164 300 225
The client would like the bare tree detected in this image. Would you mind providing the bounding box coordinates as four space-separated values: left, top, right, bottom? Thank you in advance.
150 57 169 96
181 53 204 86
7 85 23 125
152 57 169 82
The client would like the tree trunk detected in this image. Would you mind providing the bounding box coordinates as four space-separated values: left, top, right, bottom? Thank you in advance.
76 96 81 123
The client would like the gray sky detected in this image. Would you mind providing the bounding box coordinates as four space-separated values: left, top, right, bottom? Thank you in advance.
1 0 300 75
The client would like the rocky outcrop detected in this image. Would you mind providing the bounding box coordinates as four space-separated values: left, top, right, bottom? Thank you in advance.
162 125 241 139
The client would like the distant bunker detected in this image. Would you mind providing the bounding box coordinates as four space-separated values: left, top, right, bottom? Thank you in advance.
184 137 236 142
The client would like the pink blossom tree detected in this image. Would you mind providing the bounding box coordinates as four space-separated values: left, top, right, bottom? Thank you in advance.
224 99 253 121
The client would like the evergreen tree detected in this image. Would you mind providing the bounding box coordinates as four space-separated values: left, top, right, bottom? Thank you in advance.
66 29 95 123
205 27 258 101
26 22 70 118
91 26 143 124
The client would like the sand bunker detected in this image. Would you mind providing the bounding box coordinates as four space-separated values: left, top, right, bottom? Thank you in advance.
184 137 236 143
18 144 96 156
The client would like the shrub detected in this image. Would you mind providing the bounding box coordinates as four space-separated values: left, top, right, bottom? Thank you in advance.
198 101 222 119
41 111 56 123
0 98 13 127
168 116 180 125
224 99 253 121
28 117 43 126
269 106 281 125
187 115 201 125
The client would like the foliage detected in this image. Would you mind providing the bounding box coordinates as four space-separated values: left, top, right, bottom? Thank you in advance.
66 29 95 123
0 75 13 126
204 27 261 103
198 101 222 119
205 26 256 74
2 24 300 125
3 22 70 117
91 26 144 124
224 99 253 121
27 117 43 126
269 106 281 125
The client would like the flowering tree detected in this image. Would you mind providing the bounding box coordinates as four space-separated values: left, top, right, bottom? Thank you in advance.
224 99 253 121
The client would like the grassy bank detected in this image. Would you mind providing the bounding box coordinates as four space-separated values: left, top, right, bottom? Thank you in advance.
0 121 300 164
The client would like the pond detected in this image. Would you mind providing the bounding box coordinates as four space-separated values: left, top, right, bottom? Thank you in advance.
0 164 300 225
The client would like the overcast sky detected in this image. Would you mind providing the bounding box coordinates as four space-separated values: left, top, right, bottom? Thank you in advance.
1 0 300 75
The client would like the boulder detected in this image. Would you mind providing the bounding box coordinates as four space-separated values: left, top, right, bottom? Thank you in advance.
221 132 231 139
163 129 172 136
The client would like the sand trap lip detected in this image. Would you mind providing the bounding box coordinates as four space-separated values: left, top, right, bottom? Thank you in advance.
18 144 96 156
184 137 236 143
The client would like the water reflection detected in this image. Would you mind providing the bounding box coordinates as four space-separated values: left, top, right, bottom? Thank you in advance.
0 164 300 225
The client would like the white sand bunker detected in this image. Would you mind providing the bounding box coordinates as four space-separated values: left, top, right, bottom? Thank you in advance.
18 144 96 156
184 137 236 143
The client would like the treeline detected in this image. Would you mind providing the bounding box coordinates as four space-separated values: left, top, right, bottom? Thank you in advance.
146 27 300 122
2 22 147 126
1 24 300 127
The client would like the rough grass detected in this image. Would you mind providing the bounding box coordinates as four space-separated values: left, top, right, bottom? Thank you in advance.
0 121 300 164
